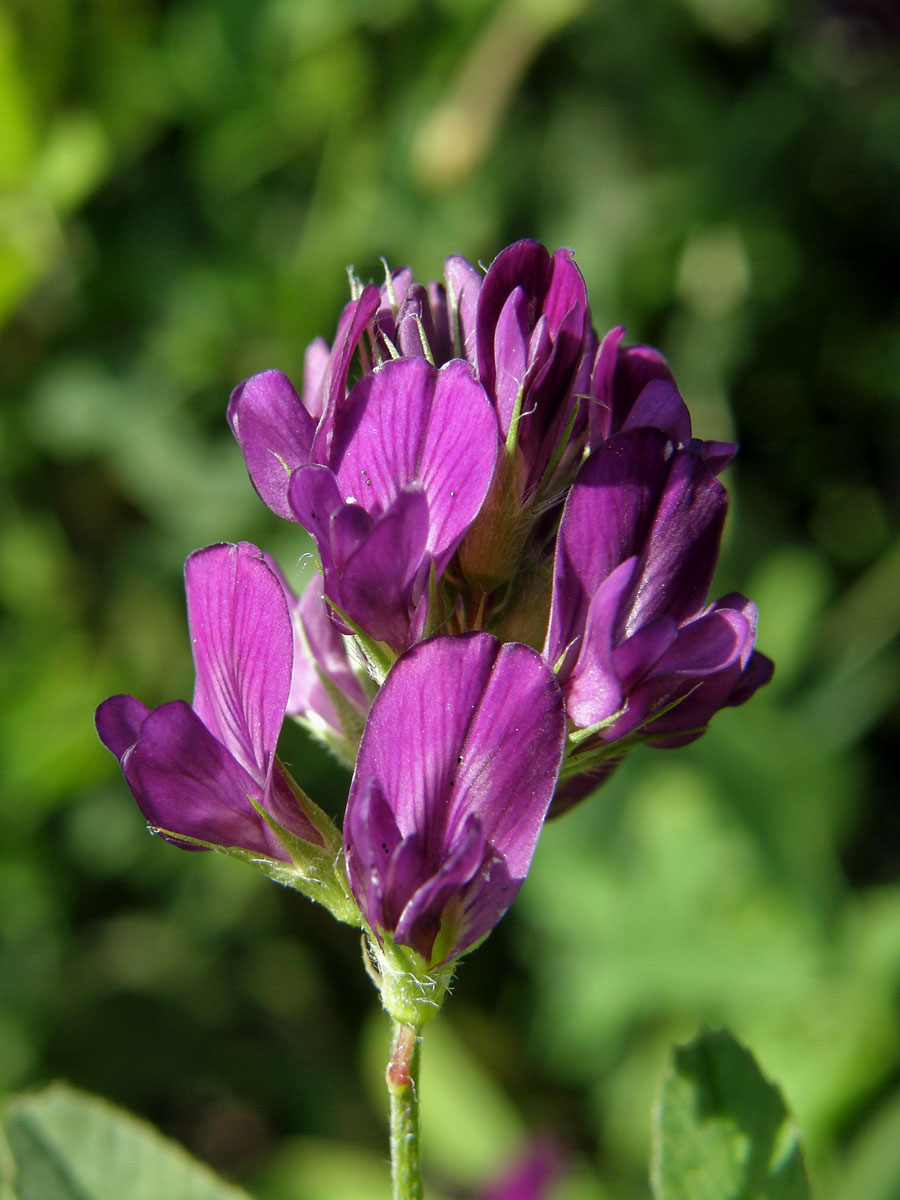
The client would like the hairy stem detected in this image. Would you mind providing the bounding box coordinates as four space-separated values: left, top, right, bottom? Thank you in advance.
387 1019 423 1200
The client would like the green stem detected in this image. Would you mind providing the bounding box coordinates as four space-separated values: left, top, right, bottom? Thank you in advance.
387 1019 423 1200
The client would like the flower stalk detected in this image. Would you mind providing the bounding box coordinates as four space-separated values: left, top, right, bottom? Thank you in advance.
387 1020 423 1200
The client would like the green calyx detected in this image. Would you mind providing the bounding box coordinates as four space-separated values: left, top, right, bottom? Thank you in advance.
365 933 455 1027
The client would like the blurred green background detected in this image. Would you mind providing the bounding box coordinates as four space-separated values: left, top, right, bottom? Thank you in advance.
2 0 900 1196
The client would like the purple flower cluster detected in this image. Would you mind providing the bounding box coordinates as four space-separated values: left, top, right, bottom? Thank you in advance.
98 240 772 983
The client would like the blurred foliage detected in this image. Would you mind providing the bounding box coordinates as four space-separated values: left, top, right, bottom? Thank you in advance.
1 0 899 1197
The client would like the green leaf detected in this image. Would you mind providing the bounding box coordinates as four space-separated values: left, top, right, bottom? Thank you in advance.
652 1029 813 1200
4 1083 252 1200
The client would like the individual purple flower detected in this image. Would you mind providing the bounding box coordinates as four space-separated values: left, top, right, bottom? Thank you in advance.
474 239 593 494
96 542 323 860
588 325 737 473
228 256 484 524
545 428 773 759
344 634 566 968
289 355 498 652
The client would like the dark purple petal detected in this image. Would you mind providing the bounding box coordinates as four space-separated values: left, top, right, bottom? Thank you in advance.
591 329 681 448
228 370 316 520
549 759 622 817
622 379 692 444
345 634 566 963
291 462 431 647
123 700 290 859
393 813 489 958
613 342 675 423
651 607 749 677
625 447 727 630
725 648 775 707
477 241 553 397
698 439 739 474
476 242 589 490
545 429 672 666
588 324 626 447
633 598 769 746
543 248 589 334
186 542 293 783
562 559 636 727
335 487 431 649
264 760 324 846
96 694 150 760
610 616 678 692
492 287 531 436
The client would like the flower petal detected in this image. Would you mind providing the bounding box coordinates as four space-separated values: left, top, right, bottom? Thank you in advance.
336 487 431 650
331 356 497 571
444 254 482 361
186 542 293 781
563 559 637 727
626 447 727 630
95 693 150 760
622 379 692 444
123 700 290 859
546 429 671 664
312 283 381 461
228 369 316 520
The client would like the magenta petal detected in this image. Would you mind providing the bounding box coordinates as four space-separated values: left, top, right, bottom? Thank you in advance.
301 337 330 419
96 693 151 760
288 464 346 571
123 701 289 859
344 776 403 936
186 542 293 782
293 579 368 715
345 634 565 963
396 283 442 359
332 357 497 571
228 370 316 520
481 1138 564 1200
442 641 566 872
